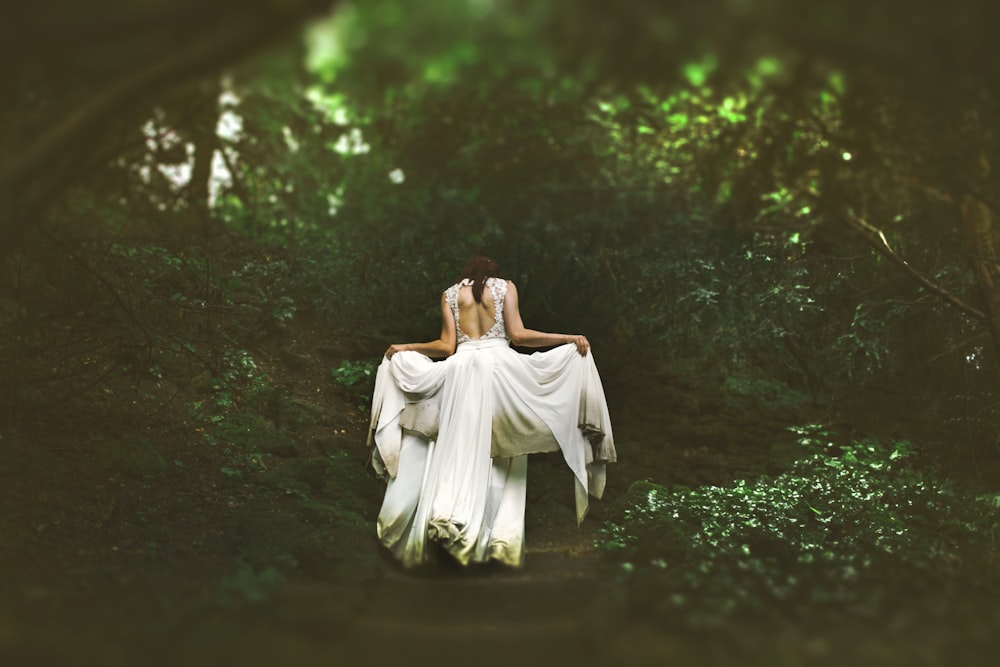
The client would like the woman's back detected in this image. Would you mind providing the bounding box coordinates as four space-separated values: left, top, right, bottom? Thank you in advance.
445 277 508 344
456 284 496 339
373 256 614 567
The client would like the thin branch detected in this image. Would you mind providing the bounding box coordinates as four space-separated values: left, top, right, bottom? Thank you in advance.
37 227 156 366
0 335 123 373
0 355 117 389
925 332 990 364
147 325 269 418
843 211 986 322
37 361 124 407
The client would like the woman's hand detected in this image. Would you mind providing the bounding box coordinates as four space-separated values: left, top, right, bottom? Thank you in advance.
567 335 590 356
385 344 409 359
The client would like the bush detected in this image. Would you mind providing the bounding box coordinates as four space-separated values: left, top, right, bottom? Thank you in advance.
599 425 1000 626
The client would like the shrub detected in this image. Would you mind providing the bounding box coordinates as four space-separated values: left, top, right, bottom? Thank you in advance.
599 426 1000 626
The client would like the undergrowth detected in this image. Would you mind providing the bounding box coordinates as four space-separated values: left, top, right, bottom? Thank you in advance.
599 425 1000 626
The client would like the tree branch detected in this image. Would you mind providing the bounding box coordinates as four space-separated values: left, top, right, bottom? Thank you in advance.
37 228 156 367
0 1 336 242
843 211 986 322
925 331 990 364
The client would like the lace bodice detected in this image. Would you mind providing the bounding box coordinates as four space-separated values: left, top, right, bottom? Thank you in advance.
444 277 509 344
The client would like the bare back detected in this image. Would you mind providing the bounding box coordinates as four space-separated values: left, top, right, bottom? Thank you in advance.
455 285 496 340
443 277 509 345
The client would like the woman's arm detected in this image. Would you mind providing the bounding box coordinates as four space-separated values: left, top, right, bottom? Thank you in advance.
385 293 457 359
503 281 590 356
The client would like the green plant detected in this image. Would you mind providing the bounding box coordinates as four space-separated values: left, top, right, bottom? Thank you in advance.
330 359 374 387
331 358 375 389
330 359 378 410
599 426 1000 626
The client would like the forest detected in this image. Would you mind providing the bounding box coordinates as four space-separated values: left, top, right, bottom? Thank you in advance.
2 0 999 664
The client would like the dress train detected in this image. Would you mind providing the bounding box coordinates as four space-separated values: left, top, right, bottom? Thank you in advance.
368 339 615 567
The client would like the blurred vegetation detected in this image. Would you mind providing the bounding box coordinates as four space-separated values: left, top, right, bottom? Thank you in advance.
600 426 1000 626
3 0 998 465
1 0 1000 661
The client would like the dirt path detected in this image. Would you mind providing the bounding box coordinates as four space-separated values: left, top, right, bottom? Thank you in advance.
350 547 607 655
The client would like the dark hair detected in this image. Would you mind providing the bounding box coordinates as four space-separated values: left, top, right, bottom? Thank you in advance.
460 256 501 303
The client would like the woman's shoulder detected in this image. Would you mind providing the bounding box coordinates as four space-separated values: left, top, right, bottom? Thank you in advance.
442 277 513 294
487 277 513 293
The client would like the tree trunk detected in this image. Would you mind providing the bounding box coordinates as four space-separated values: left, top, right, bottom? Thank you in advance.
0 0 337 256
190 123 216 225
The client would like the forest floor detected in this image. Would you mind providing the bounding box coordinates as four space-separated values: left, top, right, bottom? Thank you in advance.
0 317 994 666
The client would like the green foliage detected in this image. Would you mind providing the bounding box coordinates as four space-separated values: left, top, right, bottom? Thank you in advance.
330 359 376 388
623 227 903 403
331 359 378 409
222 259 298 331
5 0 998 480
188 348 274 453
721 375 807 411
219 349 270 404
599 426 1000 626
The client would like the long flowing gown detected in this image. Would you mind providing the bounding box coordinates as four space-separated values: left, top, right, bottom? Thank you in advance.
367 278 617 567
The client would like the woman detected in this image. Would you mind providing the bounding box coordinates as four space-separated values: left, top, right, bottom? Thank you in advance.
367 257 616 567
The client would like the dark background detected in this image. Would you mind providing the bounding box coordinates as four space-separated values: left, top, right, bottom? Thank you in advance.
2 1 999 664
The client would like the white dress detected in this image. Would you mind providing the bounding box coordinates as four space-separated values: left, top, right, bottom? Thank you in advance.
367 277 616 567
